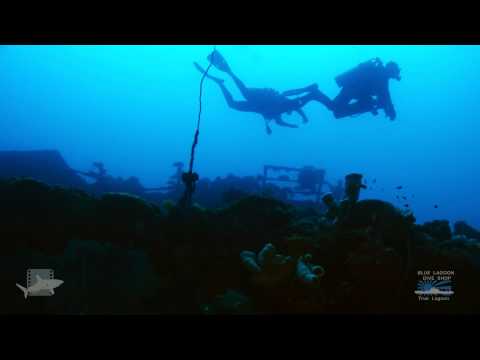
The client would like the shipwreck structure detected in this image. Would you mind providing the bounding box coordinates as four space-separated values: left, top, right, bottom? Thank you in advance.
262 165 327 205
0 150 87 189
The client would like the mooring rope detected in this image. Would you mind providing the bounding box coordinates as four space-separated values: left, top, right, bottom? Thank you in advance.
180 45 216 208
188 45 216 174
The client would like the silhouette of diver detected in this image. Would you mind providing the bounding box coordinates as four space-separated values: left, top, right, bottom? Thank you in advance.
194 50 320 135
284 58 401 120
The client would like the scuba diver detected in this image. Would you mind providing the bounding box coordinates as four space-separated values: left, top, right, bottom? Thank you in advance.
286 58 401 120
194 50 321 135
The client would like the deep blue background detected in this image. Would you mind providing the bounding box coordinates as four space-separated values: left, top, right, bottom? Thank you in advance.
0 45 478 227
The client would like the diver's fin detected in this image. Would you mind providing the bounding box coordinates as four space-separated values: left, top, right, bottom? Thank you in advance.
193 62 225 84
207 50 232 73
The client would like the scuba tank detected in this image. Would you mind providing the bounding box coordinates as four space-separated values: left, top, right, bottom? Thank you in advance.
335 58 383 88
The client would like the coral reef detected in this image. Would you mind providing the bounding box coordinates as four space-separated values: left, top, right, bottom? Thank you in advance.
202 289 252 314
1 176 480 315
453 221 480 241
96 192 162 248
417 220 452 242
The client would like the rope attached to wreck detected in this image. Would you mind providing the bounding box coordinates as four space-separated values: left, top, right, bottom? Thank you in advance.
179 45 216 208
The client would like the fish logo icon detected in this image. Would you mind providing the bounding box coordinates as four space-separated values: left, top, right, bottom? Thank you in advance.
16 269 64 298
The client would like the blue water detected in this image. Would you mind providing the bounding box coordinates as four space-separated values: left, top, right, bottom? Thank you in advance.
0 45 478 227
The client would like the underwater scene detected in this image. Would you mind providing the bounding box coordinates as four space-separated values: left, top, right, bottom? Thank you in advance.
1 45 479 314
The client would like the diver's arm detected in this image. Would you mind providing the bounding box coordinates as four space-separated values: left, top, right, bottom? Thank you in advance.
378 84 396 120
295 108 309 123
274 116 299 128
263 116 273 135
383 92 396 120
265 122 273 135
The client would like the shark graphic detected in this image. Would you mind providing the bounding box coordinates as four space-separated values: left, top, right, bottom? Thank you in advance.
16 274 64 299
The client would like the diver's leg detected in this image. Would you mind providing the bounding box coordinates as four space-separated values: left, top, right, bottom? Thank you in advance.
332 105 359 119
227 72 252 100
332 89 354 118
287 89 334 111
217 82 254 112
333 98 377 119
299 90 334 109
313 90 335 110
196 60 250 100
283 84 335 110
282 84 319 97
353 97 379 115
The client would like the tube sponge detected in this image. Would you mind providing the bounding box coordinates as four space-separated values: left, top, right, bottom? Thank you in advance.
296 254 325 286
240 244 324 288
257 243 277 267
240 243 294 286
240 250 262 273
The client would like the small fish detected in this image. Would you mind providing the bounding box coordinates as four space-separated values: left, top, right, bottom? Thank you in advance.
434 204 438 208
404 204 409 208
396 186 403 190
402 196 407 200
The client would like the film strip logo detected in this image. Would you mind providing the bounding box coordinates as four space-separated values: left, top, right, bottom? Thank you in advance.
16 268 64 298
27 269 55 297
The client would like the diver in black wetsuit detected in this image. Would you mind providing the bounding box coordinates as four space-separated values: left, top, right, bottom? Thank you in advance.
306 58 401 120
194 50 320 135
